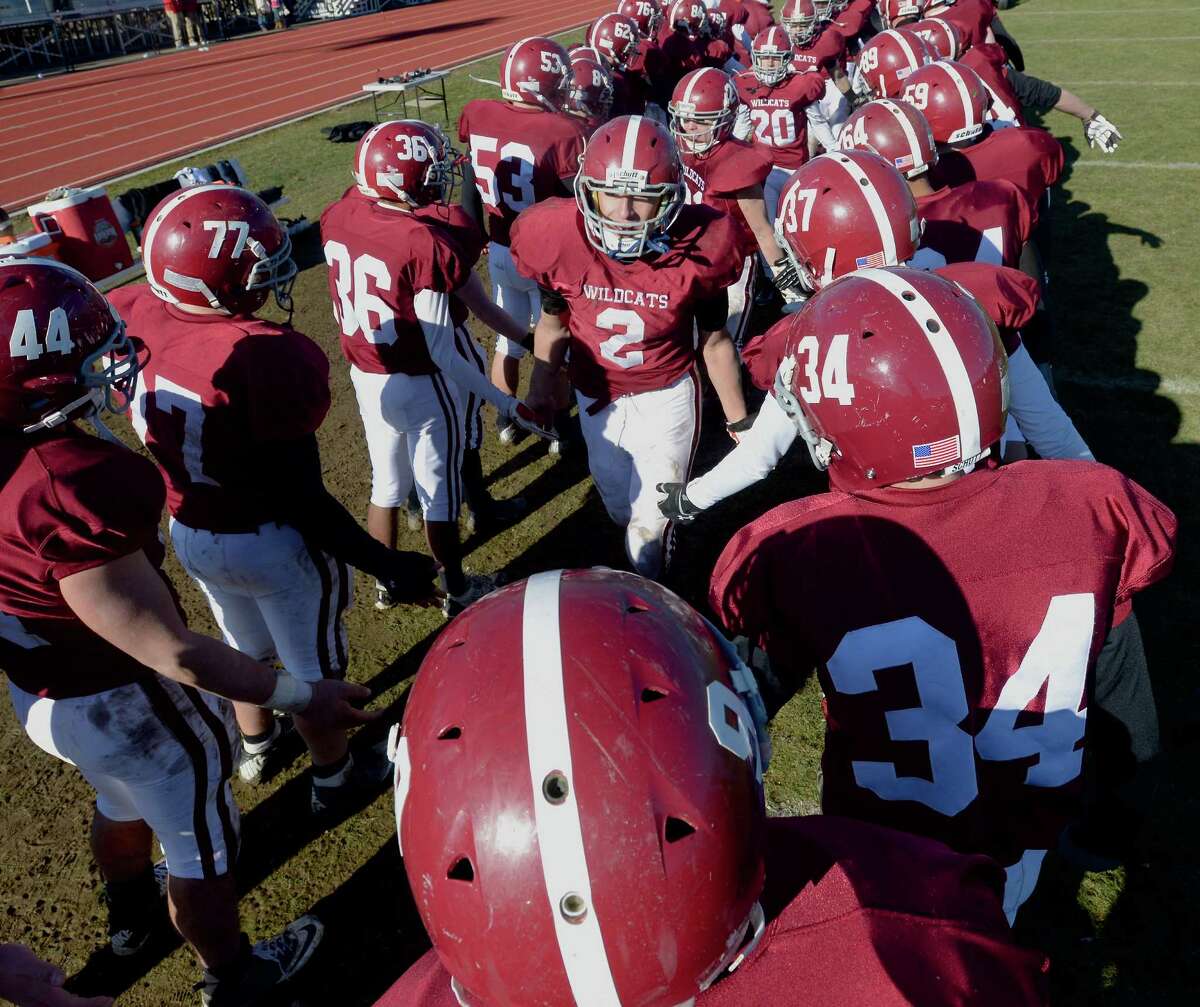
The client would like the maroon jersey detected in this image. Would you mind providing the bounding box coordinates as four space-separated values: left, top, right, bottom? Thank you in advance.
742 0 775 37
710 463 1176 868
652 31 735 104
734 68 825 169
319 192 481 377
110 284 331 534
456 98 587 246
0 427 166 699
611 64 652 117
791 26 847 78
931 0 995 49
834 0 873 41
680 138 772 245
740 262 1033 390
372 816 1049 1006
915 178 1034 270
510 198 746 402
937 126 1064 211
962 43 1025 125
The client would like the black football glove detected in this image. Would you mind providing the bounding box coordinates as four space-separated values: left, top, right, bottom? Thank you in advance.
657 482 703 523
726 413 757 443
378 550 441 606
771 256 802 295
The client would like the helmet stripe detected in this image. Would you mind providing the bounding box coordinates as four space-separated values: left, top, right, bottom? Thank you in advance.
681 66 712 107
939 60 978 130
825 153 897 274
931 17 956 57
521 570 622 1005
857 268 983 460
878 98 924 168
357 122 390 192
622 114 644 172
887 28 918 69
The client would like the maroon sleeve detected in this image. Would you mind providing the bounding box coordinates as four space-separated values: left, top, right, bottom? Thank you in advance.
798 69 826 102
1107 472 1177 605
739 314 792 391
404 224 474 295
241 329 333 443
706 141 772 197
509 200 573 290
457 102 472 144
935 262 1039 334
371 950 458 1007
687 206 754 292
37 444 166 581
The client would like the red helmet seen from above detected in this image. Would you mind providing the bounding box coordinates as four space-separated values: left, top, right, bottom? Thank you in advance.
900 60 990 144
774 266 1008 490
575 114 685 260
0 257 140 434
781 0 821 45
618 0 661 38
855 28 933 98
392 568 770 1007
589 12 642 70
669 67 739 157
566 55 615 126
908 16 964 59
667 0 708 39
500 36 572 110
876 0 924 28
775 150 921 290
353 119 459 206
838 97 938 178
751 24 794 85
142 184 296 316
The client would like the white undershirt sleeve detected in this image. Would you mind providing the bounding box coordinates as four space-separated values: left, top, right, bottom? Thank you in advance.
686 392 800 510
1007 342 1095 460
414 288 518 415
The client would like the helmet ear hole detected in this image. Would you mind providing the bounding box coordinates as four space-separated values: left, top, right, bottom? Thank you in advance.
446 857 475 883
664 817 697 843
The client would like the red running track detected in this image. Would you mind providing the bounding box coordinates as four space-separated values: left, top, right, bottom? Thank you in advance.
0 0 608 212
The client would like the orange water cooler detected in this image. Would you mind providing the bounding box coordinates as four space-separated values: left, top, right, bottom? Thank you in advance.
27 187 133 281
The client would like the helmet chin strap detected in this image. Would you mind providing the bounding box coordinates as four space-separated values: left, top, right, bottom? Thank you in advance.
22 388 104 436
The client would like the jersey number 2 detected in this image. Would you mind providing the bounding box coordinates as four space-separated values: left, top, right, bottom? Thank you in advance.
826 593 1094 816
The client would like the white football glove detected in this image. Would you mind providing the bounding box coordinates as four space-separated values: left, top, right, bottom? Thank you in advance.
732 103 753 141
1085 112 1122 154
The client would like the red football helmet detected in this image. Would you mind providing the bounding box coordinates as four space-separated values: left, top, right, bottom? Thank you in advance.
500 36 572 110
781 0 821 44
566 54 615 126
774 266 1008 489
855 28 933 98
707 0 743 36
392 568 769 1006
908 16 964 59
669 67 739 156
775 150 921 290
618 0 661 38
838 98 938 178
142 184 296 316
568 42 605 63
575 114 685 260
900 60 990 144
876 0 924 28
353 119 459 206
589 12 641 70
750 24 794 85
666 0 708 39
0 257 140 434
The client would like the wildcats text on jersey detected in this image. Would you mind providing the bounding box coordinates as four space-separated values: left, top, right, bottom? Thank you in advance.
582 285 671 310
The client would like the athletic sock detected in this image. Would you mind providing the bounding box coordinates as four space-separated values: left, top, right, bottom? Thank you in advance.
311 751 352 789
242 721 279 754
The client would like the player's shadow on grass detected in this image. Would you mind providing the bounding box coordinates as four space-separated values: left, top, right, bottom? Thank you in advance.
1007 131 1199 1005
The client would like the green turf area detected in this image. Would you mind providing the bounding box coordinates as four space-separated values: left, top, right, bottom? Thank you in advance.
1 2 1199 1003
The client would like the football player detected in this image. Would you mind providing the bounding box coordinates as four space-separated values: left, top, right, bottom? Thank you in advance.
838 97 1034 271
668 67 798 344
657 149 1092 521
0 258 374 1005
735 25 827 221
565 50 615 132
589 11 657 119
781 0 855 148
458 38 588 426
709 266 1175 922
511 115 750 579
372 568 1051 1005
649 0 739 107
899 60 1063 211
115 184 438 814
851 27 933 100
321 123 547 618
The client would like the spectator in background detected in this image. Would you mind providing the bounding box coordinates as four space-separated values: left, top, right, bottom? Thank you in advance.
256 0 273 31
164 0 208 50
271 0 290 30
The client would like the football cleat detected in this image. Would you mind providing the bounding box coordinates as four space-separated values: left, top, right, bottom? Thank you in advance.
440 571 498 620
237 715 295 785
196 915 324 1007
310 746 394 821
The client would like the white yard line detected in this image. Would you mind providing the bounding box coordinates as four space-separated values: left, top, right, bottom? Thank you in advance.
1070 161 1200 170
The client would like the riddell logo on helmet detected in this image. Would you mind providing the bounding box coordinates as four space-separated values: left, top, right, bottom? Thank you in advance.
605 167 650 187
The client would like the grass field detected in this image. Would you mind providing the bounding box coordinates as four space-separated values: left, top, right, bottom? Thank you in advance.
1 1 1199 1003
